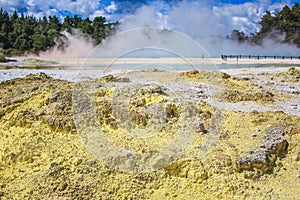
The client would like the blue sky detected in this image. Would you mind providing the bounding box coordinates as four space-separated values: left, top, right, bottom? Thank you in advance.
0 1 296 17
0 0 297 35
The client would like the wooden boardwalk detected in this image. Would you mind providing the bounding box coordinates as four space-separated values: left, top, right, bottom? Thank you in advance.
221 54 300 61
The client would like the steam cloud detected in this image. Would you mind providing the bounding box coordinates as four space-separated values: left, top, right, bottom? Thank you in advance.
41 0 300 58
39 31 94 58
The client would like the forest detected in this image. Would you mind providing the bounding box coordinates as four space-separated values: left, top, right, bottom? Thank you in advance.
0 10 118 56
229 3 300 47
0 3 300 56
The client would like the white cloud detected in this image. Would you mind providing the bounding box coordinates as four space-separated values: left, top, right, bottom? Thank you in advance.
231 16 259 33
52 0 100 16
0 0 291 33
117 0 290 39
105 1 117 13
212 1 289 34
213 3 263 34
88 1 118 20
89 10 108 20
0 0 26 12
113 0 295 56
0 0 101 18
0 0 296 56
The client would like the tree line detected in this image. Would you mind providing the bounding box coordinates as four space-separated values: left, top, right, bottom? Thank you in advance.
229 3 300 47
0 9 118 56
1 3 300 56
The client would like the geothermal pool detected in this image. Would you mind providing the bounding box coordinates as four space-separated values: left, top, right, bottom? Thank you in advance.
1 57 300 82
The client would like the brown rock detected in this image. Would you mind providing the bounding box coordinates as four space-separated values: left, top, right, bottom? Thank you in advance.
236 126 288 178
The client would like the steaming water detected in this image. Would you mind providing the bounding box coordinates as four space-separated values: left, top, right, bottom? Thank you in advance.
1 56 300 83
104 63 300 70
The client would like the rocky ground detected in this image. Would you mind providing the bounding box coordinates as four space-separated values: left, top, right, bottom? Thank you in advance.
0 67 299 199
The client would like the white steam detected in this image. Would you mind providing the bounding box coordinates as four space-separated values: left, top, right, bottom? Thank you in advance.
112 0 299 57
40 0 300 58
39 31 94 58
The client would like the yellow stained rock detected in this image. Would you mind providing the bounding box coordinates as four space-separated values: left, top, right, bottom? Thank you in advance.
0 71 299 199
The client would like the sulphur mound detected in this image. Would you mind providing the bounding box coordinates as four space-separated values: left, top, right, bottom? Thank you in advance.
0 72 299 199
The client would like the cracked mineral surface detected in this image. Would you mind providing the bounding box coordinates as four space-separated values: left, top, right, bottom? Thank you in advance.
0 67 299 199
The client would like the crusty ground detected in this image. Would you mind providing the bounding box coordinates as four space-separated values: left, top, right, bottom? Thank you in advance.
0 67 299 199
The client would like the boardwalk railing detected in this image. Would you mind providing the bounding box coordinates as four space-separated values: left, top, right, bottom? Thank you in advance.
221 54 300 61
